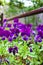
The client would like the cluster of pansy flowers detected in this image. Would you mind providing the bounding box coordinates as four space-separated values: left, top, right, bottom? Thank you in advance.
0 18 43 42
0 18 33 42
8 46 18 55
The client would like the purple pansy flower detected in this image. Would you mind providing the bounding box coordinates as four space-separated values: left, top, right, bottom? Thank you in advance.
22 35 29 41
26 24 32 28
13 33 18 39
10 28 19 40
20 24 32 41
34 35 42 42
8 37 13 42
3 19 7 28
2 37 5 40
8 46 18 55
14 18 19 23
32 30 36 36
13 46 18 55
7 24 11 27
10 28 20 34
8 47 13 53
4 30 11 38
36 24 43 39
3 19 7 23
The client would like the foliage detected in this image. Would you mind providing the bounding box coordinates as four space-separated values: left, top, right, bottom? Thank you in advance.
32 0 43 7
0 38 43 65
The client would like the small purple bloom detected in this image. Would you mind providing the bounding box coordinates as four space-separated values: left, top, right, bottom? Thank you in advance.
13 33 18 39
38 30 43 38
2 37 5 40
7 24 11 27
20 24 32 41
36 24 43 31
8 47 13 53
13 46 18 55
8 37 13 42
20 25 32 36
10 28 20 34
3 23 6 28
13 23 17 28
26 24 32 28
3 19 7 28
14 18 19 23
36 24 43 38
8 46 18 55
17 23 25 30
3 19 7 22
4 30 11 38
32 30 36 36
10 33 14 37
22 35 29 41
34 35 42 42
30 47 33 52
